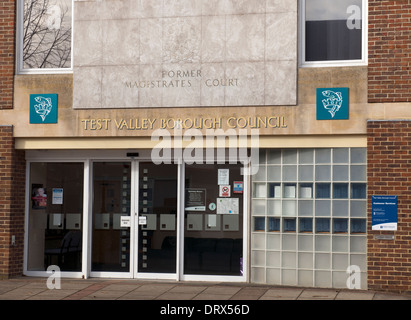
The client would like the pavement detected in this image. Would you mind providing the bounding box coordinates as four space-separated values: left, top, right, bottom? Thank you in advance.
0 276 410 301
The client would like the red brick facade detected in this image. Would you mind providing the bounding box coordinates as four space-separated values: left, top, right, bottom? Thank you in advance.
367 121 411 293
0 126 25 279
368 0 411 103
0 0 16 110
0 0 23 278
0 0 410 292
367 1 411 293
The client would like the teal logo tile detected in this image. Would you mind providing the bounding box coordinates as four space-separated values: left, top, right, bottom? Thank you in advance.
30 94 58 124
316 88 349 120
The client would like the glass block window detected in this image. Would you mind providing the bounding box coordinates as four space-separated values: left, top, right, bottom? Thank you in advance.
251 148 367 289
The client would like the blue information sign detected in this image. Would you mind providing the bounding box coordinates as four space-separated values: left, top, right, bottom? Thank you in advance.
372 195 397 231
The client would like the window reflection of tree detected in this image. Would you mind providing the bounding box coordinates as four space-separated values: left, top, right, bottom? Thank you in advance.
23 0 71 69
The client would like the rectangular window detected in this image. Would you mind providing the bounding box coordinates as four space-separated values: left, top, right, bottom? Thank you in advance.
316 218 330 233
283 218 296 232
254 217 266 232
351 219 366 234
351 183 366 199
268 218 281 232
299 218 313 233
18 0 72 73
333 183 349 199
316 183 330 198
333 218 348 233
27 162 84 272
300 0 367 66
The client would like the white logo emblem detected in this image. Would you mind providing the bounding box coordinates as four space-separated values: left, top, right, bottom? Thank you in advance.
34 96 53 122
46 265 61 290
321 90 343 118
346 265 361 290
45 5 62 31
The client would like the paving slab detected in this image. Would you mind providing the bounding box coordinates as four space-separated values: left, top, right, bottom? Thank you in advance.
297 288 339 300
156 292 200 300
103 283 142 292
335 290 375 300
166 285 208 294
0 287 47 299
373 293 411 300
2 277 411 301
192 293 235 300
26 289 79 300
0 282 28 294
230 287 268 300
116 283 176 300
83 289 133 300
59 281 100 290
119 294 160 300
201 285 242 295
119 289 172 300
259 287 303 300
13 282 47 289
132 283 176 294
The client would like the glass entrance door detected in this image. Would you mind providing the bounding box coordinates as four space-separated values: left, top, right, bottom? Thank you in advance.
91 161 179 277
90 160 244 280
91 162 132 273
137 163 178 274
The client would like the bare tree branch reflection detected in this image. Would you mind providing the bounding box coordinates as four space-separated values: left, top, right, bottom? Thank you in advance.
23 0 71 69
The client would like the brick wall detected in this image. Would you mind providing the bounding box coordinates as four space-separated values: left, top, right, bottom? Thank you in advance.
0 126 25 278
0 0 24 278
0 0 16 109
368 0 411 103
367 120 411 293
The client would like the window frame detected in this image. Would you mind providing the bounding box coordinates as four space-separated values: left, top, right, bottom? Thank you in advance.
298 0 368 68
16 0 74 75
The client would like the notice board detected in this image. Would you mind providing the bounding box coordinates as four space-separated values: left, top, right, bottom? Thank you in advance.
372 195 397 231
